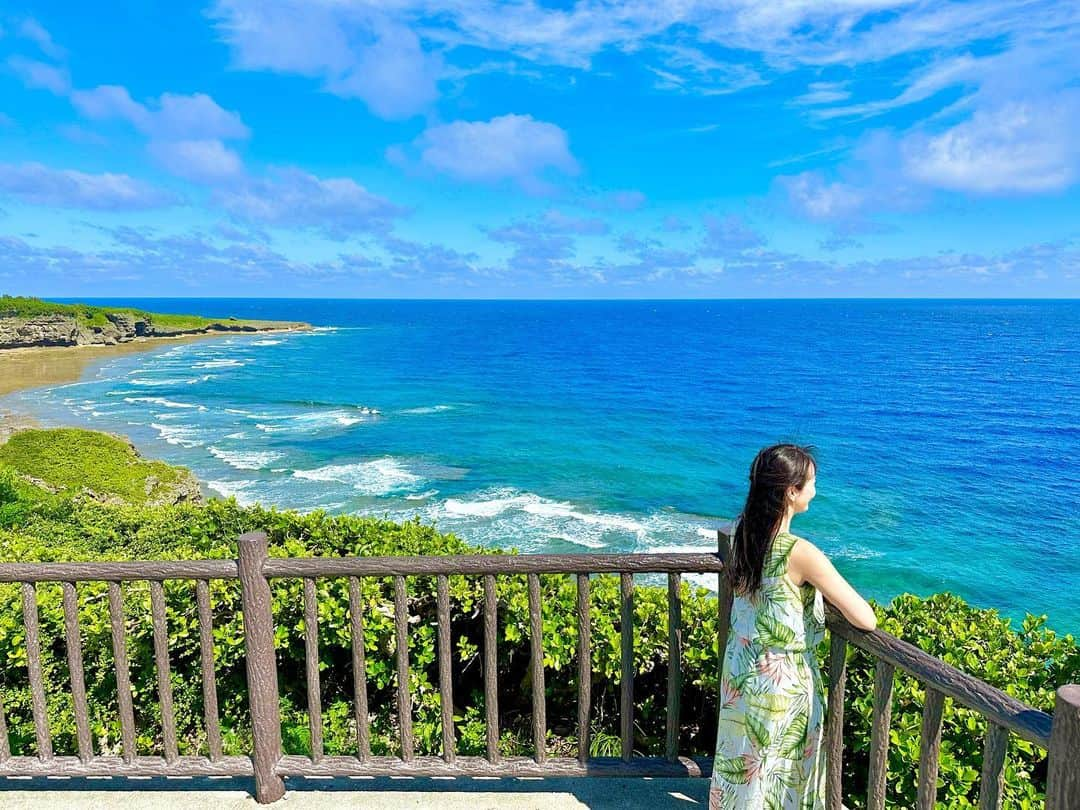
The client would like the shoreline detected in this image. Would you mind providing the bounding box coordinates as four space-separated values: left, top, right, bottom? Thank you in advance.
0 327 307 441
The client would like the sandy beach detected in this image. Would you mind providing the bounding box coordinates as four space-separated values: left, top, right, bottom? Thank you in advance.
0 329 305 443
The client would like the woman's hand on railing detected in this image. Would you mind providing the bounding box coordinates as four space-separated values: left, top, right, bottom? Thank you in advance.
789 539 877 631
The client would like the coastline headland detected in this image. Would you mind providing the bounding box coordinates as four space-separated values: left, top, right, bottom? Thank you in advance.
0 295 310 350
0 296 311 438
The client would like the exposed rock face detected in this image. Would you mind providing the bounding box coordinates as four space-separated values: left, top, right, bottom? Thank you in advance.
0 315 83 347
0 314 307 349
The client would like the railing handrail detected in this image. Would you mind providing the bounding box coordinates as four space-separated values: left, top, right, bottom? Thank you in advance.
825 605 1053 747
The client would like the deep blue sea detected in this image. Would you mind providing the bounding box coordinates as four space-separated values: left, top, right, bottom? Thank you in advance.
5 299 1079 633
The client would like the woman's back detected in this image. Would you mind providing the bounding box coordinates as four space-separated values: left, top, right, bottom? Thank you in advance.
711 532 827 810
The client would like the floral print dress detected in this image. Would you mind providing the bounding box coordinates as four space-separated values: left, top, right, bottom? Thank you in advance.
710 532 827 810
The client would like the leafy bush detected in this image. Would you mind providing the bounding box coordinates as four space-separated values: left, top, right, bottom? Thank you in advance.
0 461 1075 808
0 429 198 506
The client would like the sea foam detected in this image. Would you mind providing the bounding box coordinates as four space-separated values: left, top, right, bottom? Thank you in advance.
293 458 423 496
209 447 283 470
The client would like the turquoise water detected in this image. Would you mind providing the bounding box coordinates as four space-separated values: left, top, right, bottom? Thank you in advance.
5 299 1079 633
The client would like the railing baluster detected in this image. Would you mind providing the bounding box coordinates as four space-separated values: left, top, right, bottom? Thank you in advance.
303 577 323 763
0 668 9 762
195 579 222 762
528 573 546 764
825 633 847 810
665 573 682 761
620 572 634 762
577 573 591 766
107 582 137 763
436 574 456 764
483 574 500 764
867 660 895 810
393 575 413 761
150 580 178 763
917 687 946 810
22 582 51 760
347 576 370 762
716 530 733 688
61 581 92 762
978 723 1008 810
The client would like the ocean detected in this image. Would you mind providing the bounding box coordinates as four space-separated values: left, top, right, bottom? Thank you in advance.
4 299 1079 633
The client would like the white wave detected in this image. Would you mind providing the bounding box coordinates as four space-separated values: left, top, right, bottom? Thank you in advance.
209 446 283 470
193 358 249 369
206 479 257 505
293 458 423 496
444 490 644 535
251 339 282 346
123 396 207 411
405 489 440 501
400 405 454 415
224 408 251 415
253 408 379 433
150 423 205 448
129 378 190 386
225 431 247 439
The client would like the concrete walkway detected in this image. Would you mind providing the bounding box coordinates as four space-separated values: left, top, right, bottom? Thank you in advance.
1 775 710 809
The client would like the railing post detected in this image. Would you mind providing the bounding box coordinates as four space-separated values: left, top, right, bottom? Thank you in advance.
237 531 285 804
716 529 733 688
1046 684 1080 810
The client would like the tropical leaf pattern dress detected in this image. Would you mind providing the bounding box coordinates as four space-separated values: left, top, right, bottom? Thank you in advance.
710 531 827 810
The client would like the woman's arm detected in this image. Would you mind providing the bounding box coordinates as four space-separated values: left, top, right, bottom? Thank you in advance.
789 539 877 631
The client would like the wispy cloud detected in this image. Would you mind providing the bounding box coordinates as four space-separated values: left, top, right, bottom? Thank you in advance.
0 162 179 210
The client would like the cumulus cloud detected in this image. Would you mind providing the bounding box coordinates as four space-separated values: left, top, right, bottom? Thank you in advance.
0 162 178 210
405 114 578 193
148 139 245 183
71 85 249 183
209 2 440 119
901 94 1080 194
214 167 407 238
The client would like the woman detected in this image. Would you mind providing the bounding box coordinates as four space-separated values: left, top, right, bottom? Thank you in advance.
710 444 876 810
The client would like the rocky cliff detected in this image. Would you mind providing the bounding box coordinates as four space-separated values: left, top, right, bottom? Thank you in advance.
0 312 308 349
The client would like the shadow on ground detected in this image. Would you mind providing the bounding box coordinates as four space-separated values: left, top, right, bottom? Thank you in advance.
1 774 710 808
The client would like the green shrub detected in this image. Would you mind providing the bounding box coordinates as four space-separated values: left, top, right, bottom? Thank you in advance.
0 429 197 506
0 462 1075 807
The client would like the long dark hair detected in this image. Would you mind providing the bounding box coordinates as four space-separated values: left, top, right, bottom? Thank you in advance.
727 443 816 596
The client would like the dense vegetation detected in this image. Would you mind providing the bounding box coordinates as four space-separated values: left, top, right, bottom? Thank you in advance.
0 429 198 506
0 429 1076 808
0 295 277 331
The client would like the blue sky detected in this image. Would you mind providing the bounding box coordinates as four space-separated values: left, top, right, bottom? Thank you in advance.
0 1 1078 298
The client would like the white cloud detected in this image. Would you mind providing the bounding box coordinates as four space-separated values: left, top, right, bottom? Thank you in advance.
8 55 69 94
410 114 579 192
776 172 868 222
214 167 407 237
0 162 178 210
72 86 249 141
148 139 245 183
902 95 1080 194
322 22 441 120
16 18 65 60
72 85 249 184
209 1 440 119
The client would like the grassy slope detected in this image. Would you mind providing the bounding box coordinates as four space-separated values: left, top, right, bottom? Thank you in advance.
0 295 292 330
0 428 196 505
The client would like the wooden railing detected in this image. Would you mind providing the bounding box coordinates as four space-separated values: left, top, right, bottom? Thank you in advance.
0 530 1077 807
